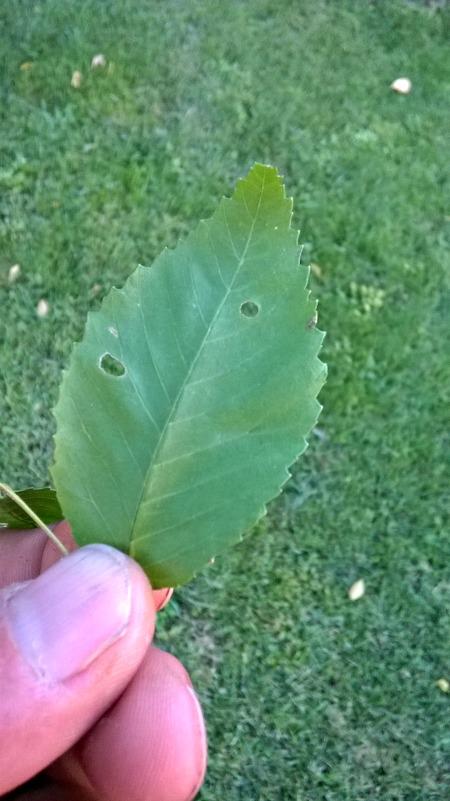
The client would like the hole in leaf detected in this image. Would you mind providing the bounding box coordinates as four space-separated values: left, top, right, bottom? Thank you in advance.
240 300 260 318
100 353 126 377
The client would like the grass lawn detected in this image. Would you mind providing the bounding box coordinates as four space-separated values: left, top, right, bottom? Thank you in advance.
1 1 449 798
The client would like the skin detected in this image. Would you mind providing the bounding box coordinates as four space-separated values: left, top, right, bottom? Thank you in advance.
0 521 207 801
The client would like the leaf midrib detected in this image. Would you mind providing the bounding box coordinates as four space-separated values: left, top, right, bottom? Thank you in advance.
129 175 266 549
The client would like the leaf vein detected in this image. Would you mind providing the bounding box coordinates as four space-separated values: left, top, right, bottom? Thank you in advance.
129 172 266 545
138 269 172 404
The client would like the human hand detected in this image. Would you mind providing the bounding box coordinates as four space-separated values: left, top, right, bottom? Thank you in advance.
0 522 206 800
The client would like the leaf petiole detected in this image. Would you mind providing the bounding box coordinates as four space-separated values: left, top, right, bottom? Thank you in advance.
0 483 68 556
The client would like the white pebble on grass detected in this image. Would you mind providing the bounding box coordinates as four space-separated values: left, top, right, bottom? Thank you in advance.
391 77 412 95
8 264 21 283
91 53 107 69
348 578 365 601
36 299 50 318
71 70 82 89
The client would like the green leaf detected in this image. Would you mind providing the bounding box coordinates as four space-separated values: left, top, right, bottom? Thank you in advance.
0 488 62 529
52 164 326 588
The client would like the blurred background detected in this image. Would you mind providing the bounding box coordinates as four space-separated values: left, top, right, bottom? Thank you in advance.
1 1 449 798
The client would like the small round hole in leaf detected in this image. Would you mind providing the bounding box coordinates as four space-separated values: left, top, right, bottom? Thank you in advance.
100 353 126 377
240 300 260 318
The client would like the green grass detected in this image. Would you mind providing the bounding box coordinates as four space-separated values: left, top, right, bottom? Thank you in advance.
1 1 449 798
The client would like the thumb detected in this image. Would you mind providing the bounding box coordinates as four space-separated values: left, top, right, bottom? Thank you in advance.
0 545 155 795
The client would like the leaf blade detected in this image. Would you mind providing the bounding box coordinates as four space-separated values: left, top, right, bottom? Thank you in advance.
52 164 326 587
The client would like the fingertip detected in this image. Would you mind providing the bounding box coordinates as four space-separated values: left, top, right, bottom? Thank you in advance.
42 527 170 613
41 526 172 613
